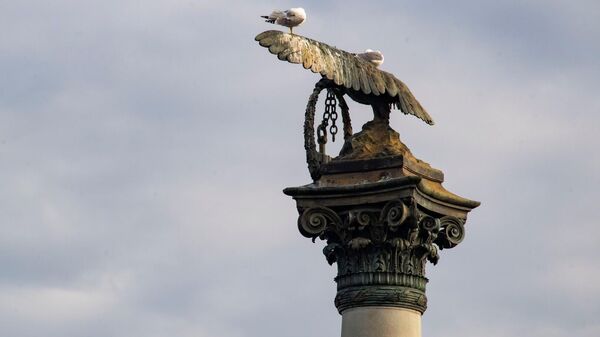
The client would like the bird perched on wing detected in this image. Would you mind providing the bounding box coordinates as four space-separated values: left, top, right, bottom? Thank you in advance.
356 49 384 68
261 8 306 34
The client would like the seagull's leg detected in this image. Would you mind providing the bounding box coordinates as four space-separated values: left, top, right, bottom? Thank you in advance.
289 27 293 35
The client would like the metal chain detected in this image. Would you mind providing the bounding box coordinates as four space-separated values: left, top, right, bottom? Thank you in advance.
316 89 340 155
325 90 338 142
317 104 329 149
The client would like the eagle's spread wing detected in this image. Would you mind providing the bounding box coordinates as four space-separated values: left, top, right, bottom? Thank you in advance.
255 30 434 125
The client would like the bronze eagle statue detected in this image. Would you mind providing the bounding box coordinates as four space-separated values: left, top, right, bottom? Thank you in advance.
255 30 434 125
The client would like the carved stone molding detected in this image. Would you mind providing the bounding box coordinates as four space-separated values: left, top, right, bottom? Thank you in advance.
335 286 427 314
295 197 466 314
285 162 479 316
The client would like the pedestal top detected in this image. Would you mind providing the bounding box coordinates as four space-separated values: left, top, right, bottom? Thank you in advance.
284 155 480 219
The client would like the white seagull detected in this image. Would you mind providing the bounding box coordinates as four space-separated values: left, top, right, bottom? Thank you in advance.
356 49 384 67
261 8 306 34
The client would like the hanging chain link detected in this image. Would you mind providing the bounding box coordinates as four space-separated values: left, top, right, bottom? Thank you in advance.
317 102 330 148
316 89 339 154
325 90 338 142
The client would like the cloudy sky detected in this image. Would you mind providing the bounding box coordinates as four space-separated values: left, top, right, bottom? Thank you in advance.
1 0 599 336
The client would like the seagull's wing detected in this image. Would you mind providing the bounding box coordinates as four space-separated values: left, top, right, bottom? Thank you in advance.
255 30 433 125
269 10 285 19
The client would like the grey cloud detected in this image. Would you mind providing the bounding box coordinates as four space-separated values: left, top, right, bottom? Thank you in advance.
0 0 599 336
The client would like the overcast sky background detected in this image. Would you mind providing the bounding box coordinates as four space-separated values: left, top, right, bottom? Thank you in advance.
1 0 599 336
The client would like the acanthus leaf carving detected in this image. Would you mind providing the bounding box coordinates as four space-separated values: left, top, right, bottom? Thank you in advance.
297 199 468 314
415 215 441 265
348 237 372 250
323 242 342 265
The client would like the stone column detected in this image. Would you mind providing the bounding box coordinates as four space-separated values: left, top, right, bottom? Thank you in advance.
341 307 421 337
285 156 479 337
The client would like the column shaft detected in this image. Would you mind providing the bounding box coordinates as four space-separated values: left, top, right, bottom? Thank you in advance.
341 307 421 337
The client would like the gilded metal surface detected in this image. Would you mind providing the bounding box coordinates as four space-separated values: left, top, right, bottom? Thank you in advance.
337 119 411 160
